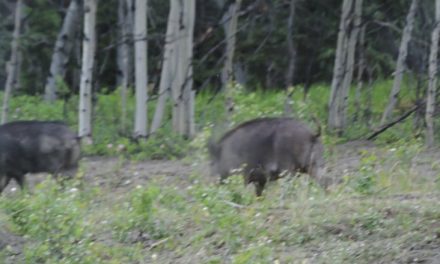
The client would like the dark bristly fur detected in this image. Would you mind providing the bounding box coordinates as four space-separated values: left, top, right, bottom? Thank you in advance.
209 117 326 196
0 121 80 193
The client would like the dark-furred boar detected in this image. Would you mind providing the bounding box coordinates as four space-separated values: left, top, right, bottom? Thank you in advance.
208 117 326 196
0 121 80 193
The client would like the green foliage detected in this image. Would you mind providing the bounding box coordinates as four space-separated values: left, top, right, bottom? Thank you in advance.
113 184 170 241
0 180 98 263
352 152 378 195
0 74 431 162
0 148 439 263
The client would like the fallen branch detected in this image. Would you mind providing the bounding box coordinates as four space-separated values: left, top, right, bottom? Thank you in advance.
223 200 246 209
366 103 420 140
149 237 169 250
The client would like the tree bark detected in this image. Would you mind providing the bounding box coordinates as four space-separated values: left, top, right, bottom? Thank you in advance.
78 0 98 138
354 24 366 122
133 0 148 138
117 0 126 87
171 0 196 137
220 0 241 89
328 0 353 132
1 0 22 124
44 0 81 102
118 0 133 133
220 0 241 128
425 0 440 147
150 0 177 134
183 0 196 137
380 0 418 125
285 0 296 88
171 0 185 134
339 0 362 129
364 66 374 128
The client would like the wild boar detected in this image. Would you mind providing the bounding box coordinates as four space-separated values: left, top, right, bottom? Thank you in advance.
208 117 326 196
0 121 80 193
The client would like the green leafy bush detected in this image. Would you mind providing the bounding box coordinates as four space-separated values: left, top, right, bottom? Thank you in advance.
0 180 99 263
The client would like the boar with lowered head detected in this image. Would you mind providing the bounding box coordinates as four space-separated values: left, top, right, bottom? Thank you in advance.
208 117 326 196
0 121 80 193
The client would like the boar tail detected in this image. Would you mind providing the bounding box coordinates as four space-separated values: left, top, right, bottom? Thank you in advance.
312 115 321 138
207 137 221 159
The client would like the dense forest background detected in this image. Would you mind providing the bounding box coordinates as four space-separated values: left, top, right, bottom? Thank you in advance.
1 1 440 263
0 0 432 94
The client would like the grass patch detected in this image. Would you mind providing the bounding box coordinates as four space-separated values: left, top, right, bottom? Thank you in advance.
1 155 438 263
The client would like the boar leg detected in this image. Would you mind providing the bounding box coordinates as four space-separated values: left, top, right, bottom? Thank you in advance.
254 180 266 196
0 175 11 194
250 170 267 196
245 167 269 196
10 173 26 190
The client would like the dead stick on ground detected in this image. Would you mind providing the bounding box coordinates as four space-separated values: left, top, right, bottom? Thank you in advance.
223 200 246 209
149 237 170 250
366 104 420 140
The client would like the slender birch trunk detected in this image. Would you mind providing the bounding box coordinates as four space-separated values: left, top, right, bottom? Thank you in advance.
380 0 418 125
72 19 82 93
171 0 196 136
151 0 195 136
1 0 22 124
220 0 241 89
183 0 196 137
150 0 177 134
220 0 240 128
133 0 148 138
339 0 362 129
364 67 374 128
118 0 133 133
425 0 440 147
78 0 98 138
44 0 80 102
328 0 353 132
284 0 298 114
117 0 126 87
285 0 296 88
170 0 181 134
117 0 127 131
354 24 366 122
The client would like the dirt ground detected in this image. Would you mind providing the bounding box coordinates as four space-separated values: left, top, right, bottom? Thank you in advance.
1 140 440 263
2 140 439 196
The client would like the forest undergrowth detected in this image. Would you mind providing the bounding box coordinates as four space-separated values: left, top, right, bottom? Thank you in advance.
1 81 439 263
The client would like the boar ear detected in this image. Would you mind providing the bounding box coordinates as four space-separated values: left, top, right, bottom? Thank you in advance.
312 115 321 138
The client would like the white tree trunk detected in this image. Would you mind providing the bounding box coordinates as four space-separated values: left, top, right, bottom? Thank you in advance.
117 0 126 87
150 0 177 134
1 0 22 124
338 0 362 130
171 0 196 137
220 0 240 128
183 0 196 137
380 0 418 125
44 0 80 102
354 24 366 121
133 0 148 138
285 0 296 88
220 0 241 89
118 0 134 133
328 0 353 132
78 0 97 138
425 0 440 147
117 0 127 131
170 0 181 134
